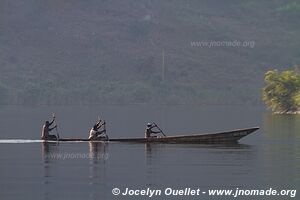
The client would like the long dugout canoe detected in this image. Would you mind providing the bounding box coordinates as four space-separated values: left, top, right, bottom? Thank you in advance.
47 127 259 144
109 127 259 144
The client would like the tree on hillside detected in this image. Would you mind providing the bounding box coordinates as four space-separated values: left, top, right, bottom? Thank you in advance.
262 69 300 113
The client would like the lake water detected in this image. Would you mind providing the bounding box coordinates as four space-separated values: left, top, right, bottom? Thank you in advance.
0 105 299 200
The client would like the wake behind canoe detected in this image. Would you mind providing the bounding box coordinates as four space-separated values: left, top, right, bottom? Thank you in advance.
44 127 259 144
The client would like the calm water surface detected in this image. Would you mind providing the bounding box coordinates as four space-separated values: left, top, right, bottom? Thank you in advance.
0 105 299 200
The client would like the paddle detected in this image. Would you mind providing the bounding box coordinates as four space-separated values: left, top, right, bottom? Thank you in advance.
103 120 106 134
97 116 107 139
53 113 59 141
153 122 166 137
97 116 105 132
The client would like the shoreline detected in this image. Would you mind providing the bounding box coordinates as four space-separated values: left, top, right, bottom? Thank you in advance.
274 111 300 114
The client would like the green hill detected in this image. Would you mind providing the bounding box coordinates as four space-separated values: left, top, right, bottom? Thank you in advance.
0 0 300 105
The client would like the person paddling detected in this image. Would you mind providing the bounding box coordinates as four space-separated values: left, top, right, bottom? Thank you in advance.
145 122 163 138
88 119 108 141
41 115 57 140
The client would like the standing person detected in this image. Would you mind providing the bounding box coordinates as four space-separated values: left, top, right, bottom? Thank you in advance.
145 123 161 138
89 119 108 141
41 116 57 140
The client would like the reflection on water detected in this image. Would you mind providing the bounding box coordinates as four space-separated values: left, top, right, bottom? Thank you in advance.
38 141 257 200
41 142 60 200
263 113 300 138
37 137 299 200
41 142 109 200
144 143 254 189
0 106 299 200
88 142 107 200
262 114 300 188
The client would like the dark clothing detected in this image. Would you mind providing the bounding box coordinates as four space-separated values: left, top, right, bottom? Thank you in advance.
43 135 57 140
145 126 161 138
93 121 102 131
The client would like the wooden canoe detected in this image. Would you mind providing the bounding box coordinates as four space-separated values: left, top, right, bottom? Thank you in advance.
44 127 259 144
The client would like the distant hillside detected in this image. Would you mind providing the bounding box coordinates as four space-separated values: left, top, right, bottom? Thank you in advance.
0 0 299 105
